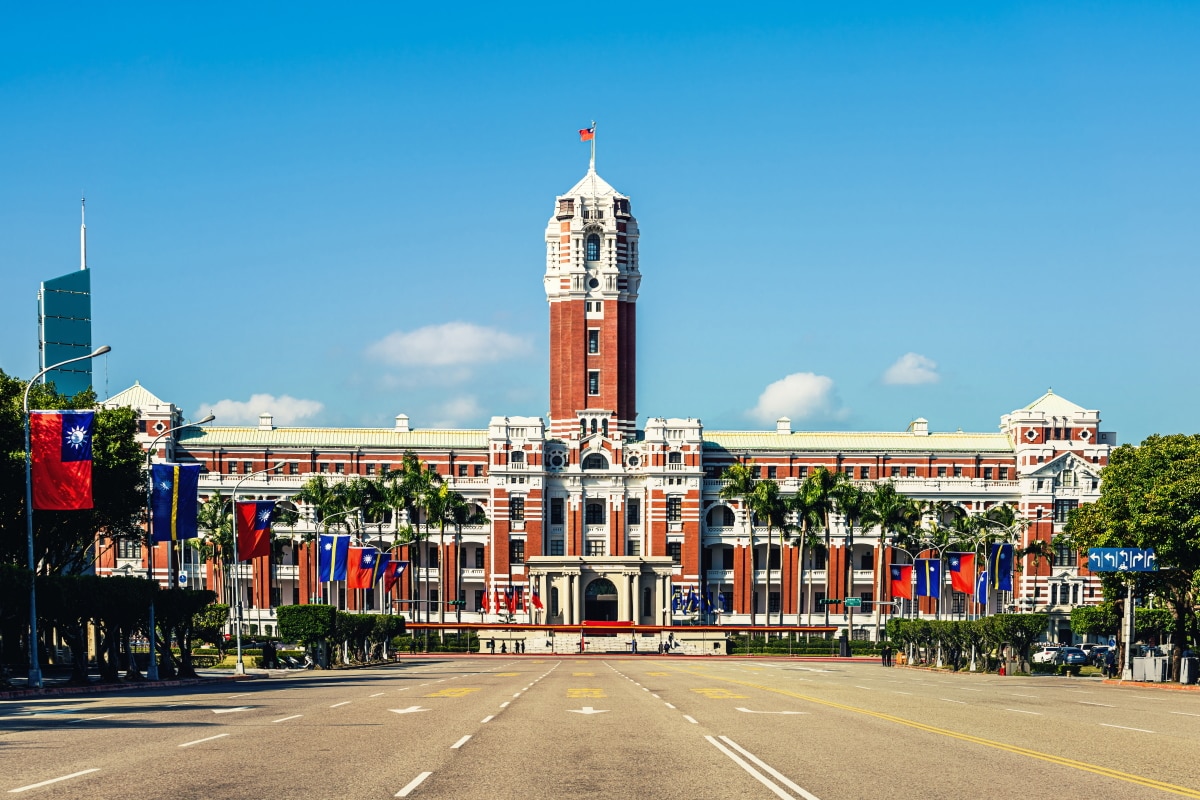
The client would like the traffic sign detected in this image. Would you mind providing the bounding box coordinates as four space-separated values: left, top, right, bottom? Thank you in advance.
818 598 841 606
844 598 862 608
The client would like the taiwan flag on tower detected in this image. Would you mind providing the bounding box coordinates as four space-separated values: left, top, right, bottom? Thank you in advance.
236 500 274 561
30 410 95 510
948 552 975 594
890 564 913 599
579 124 595 142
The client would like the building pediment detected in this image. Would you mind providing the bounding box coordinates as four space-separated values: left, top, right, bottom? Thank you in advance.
1026 451 1101 480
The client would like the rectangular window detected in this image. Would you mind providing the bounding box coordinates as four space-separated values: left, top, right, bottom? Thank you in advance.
116 539 142 560
289 462 299 475
890 467 900 478
366 463 376 475
767 466 777 479
588 371 600 395
843 466 854 477
474 589 484 611
814 591 826 608
627 538 641 556
812 548 827 570
768 592 781 614
937 466 947 478
859 466 870 479
1053 541 1078 567
585 540 606 556
906 467 917 478
1053 499 1078 524
319 462 329 473
228 461 238 474
380 464 390 476
550 497 564 525
1000 467 1009 480
475 547 485 568
335 463 345 474
550 538 564 556
588 329 599 354
510 496 525 522
509 540 525 564
457 464 468 477
983 467 993 480
667 541 682 562
626 498 640 525
952 466 963 478
474 464 484 477
797 466 808 478
667 496 682 522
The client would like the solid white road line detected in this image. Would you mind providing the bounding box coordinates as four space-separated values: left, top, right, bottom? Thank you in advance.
940 699 966 704
893 692 912 696
69 714 115 723
1010 694 1038 698
683 715 698 724
370 693 385 698
273 715 303 723
1005 709 1041 715
719 736 822 800
704 737 803 800
395 772 432 798
179 733 230 748
451 735 471 749
330 702 351 708
1101 724 1154 733
8 769 100 793
1170 711 1200 717
1079 702 1115 708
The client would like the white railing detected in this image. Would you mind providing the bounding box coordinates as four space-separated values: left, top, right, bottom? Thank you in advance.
706 569 734 582
460 568 485 581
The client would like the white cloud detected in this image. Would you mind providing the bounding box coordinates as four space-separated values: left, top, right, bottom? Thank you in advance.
195 394 324 426
429 396 483 428
748 372 844 423
365 322 530 367
882 353 940 385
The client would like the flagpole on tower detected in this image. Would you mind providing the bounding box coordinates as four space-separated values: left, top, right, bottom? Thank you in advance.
589 120 596 173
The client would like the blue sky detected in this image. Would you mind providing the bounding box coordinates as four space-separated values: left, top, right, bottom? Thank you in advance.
2 2 1196 443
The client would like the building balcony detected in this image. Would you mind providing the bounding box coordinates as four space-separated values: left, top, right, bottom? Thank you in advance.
706 569 734 583
852 569 875 582
460 568 485 581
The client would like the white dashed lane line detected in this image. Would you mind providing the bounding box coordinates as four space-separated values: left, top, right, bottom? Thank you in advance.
451 735 471 749
8 769 101 794
273 715 302 723
395 772 432 798
179 733 229 748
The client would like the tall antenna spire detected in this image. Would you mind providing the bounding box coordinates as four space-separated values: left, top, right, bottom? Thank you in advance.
80 195 87 271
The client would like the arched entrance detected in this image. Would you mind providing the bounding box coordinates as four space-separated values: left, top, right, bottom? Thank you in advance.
584 578 619 621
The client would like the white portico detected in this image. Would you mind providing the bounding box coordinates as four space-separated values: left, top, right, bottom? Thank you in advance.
527 556 674 626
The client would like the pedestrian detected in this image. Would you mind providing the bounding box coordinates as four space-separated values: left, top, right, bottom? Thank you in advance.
1104 647 1116 678
631 638 638 654
501 642 507 654
487 638 495 654
880 644 889 667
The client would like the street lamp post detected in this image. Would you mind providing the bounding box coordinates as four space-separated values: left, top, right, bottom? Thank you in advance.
22 345 110 689
144 414 215 681
231 461 285 675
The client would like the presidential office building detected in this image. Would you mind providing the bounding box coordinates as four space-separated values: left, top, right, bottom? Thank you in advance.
96 163 1117 647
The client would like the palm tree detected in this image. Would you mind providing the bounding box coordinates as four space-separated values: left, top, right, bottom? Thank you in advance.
444 490 489 623
423 483 453 624
861 481 920 635
787 488 825 625
719 462 758 626
294 475 341 604
798 467 844 627
196 491 233 603
834 482 870 632
748 480 792 626
381 453 442 622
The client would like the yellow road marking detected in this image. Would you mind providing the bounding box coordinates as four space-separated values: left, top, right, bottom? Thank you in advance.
495 672 520 677
646 672 669 677
671 668 1200 798
425 688 481 698
692 688 749 699
568 688 606 698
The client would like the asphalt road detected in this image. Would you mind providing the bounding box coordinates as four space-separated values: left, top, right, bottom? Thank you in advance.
2 657 1199 799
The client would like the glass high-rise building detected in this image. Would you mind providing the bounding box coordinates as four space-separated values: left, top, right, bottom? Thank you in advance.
38 201 93 397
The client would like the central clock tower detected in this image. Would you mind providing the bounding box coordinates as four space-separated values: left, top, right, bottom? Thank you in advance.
544 166 640 440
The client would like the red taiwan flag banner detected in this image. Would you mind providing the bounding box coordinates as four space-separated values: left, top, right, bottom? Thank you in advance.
516 588 526 612
383 560 408 593
579 125 595 141
948 552 976 594
30 410 95 510
235 500 274 561
531 585 544 610
347 547 382 589
890 564 913 599
505 585 516 613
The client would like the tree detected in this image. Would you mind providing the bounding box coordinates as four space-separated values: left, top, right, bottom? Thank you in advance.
787 485 824 625
381 453 442 622
834 483 870 631
748 480 791 626
293 475 343 604
193 603 231 658
992 613 1048 671
719 462 758 625
1067 434 1200 680
800 467 846 627
444 490 488 623
861 482 919 632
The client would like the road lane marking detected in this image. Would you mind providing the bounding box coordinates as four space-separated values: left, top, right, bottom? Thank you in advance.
69 714 114 723
330 702 351 708
568 688 606 698
719 736 821 800
451 735 471 749
481 715 494 724
940 698 966 704
8 769 100 793
1010 694 1038 698
179 734 229 747
500 702 510 708
1006 709 1041 715
671 667 1198 797
893 692 912 696
1080 702 1116 708
1170 712 1200 718
683 715 698 724
212 706 251 714
1101 724 1154 733
228 693 251 699
389 707 429 715
705 736 814 800
691 688 747 699
736 708 807 715
426 688 480 698
573 672 594 676
395 772 432 798
370 693 385 698
664 703 675 709
273 715 302 723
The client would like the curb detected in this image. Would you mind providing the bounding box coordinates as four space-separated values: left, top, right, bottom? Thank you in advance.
1102 678 1200 692
0 676 237 701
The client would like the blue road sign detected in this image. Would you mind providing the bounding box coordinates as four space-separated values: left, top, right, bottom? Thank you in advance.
1087 548 1157 572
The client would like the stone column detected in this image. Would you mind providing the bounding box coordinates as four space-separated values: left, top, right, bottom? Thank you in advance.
628 571 638 623
565 573 576 625
617 571 631 621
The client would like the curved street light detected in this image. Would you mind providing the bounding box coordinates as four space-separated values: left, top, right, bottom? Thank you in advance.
22 344 110 689
144 414 215 680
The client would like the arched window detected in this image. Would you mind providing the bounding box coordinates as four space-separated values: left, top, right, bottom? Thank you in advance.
586 502 606 524
580 419 587 437
586 233 601 261
582 453 609 470
590 419 597 434
601 419 608 436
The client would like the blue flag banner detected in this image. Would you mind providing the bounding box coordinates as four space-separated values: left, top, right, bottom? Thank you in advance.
1087 548 1157 572
989 543 1014 591
915 558 941 598
671 587 682 613
318 534 350 582
150 463 202 542
976 570 989 605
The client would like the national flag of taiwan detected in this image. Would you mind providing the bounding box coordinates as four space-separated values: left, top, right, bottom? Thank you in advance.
347 547 382 589
236 500 274 561
579 125 595 141
948 552 975 594
383 560 408 592
30 410 95 510
516 587 526 612
318 533 350 581
976 570 989 606
505 585 516 614
915 558 941 598
989 543 1014 592
531 585 544 610
890 564 913 599
375 551 392 585
150 463 202 542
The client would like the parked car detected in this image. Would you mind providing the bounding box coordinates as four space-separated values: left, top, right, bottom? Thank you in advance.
1088 645 1112 666
1055 647 1089 666
1032 646 1062 664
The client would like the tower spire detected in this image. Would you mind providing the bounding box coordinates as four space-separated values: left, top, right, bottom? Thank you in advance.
80 195 87 271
